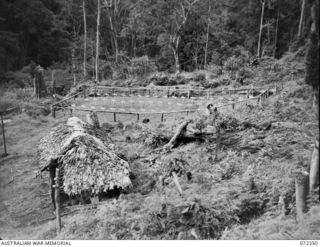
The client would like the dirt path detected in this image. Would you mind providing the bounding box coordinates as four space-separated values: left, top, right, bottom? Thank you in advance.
0 114 66 238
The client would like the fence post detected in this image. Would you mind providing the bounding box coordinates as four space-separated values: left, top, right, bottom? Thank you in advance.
1 113 7 156
55 168 61 234
232 103 235 110
137 113 140 121
161 113 164 122
113 112 116 122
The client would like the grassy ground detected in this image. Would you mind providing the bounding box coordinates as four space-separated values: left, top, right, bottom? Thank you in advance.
0 55 319 239
0 114 69 239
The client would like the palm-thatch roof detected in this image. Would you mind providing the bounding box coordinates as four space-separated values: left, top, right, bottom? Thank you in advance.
38 117 131 195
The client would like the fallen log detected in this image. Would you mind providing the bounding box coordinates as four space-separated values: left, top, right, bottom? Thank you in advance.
163 120 191 149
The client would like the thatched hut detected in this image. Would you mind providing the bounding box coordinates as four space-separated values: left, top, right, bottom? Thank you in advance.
38 117 132 207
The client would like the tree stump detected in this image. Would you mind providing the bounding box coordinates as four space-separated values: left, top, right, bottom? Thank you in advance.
295 171 309 219
34 65 47 98
309 138 319 192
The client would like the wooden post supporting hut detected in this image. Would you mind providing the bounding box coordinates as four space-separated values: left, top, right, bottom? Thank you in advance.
1 113 7 156
54 167 61 233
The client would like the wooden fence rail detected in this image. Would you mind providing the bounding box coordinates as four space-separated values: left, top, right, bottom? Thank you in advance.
88 84 274 100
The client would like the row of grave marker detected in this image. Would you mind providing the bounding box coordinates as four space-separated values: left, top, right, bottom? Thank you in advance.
51 85 277 122
52 89 270 123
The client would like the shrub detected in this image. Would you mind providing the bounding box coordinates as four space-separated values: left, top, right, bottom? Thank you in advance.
4 70 33 88
238 67 254 79
15 88 34 100
129 56 157 78
208 65 223 78
194 72 206 82
224 56 243 71
0 91 19 111
211 51 222 66
99 62 114 79
207 75 232 88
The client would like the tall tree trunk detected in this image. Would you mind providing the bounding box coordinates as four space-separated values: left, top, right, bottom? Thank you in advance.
171 35 181 73
310 0 319 33
257 0 265 57
204 0 211 69
172 47 180 73
71 35 76 86
108 8 119 63
95 0 101 82
131 31 136 57
83 0 87 78
298 0 306 38
273 7 279 58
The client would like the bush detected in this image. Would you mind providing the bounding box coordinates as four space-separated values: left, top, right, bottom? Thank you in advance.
205 75 232 89
211 51 222 66
4 70 33 88
99 62 114 79
128 56 157 78
208 65 223 78
194 72 206 82
224 56 243 71
0 91 19 111
15 88 34 101
238 67 255 79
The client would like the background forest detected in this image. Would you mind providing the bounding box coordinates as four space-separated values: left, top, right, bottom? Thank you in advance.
0 0 317 83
